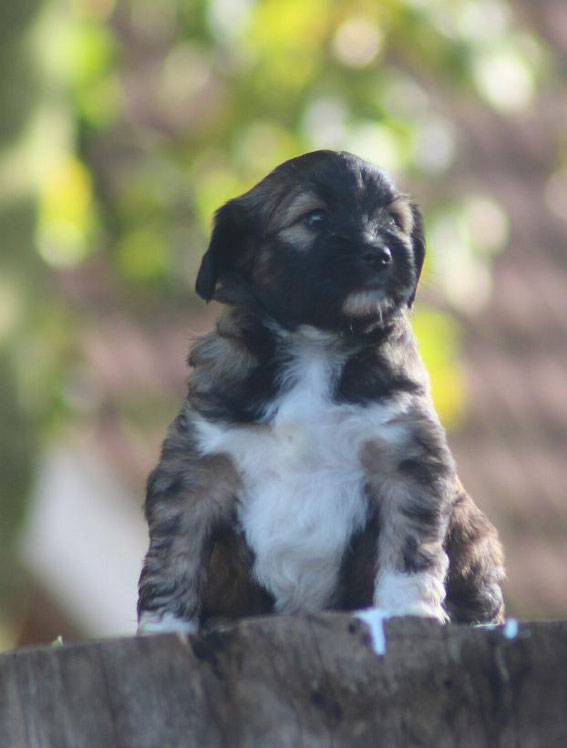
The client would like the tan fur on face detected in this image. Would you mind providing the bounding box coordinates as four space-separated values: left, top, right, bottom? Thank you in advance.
270 190 327 248
251 243 279 286
388 196 414 236
279 190 325 227
278 223 318 249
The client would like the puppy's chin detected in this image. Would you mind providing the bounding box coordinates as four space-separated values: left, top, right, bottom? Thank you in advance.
341 289 391 318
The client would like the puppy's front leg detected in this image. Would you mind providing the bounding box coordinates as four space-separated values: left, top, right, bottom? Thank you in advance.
363 416 454 622
137 410 238 634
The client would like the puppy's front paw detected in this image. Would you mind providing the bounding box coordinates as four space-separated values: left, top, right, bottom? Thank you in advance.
354 602 448 658
383 601 450 624
137 611 198 636
375 571 449 624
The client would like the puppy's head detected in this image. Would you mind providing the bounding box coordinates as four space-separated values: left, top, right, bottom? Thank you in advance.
196 150 425 333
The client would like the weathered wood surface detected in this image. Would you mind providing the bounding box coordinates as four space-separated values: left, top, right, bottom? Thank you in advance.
0 615 565 748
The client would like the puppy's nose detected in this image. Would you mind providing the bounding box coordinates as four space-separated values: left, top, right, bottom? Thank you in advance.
361 244 392 270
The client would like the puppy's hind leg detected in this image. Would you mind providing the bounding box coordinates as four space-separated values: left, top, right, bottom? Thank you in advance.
444 481 505 624
137 409 239 634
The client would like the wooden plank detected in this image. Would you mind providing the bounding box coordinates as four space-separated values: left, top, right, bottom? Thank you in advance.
0 616 566 747
0 642 117 748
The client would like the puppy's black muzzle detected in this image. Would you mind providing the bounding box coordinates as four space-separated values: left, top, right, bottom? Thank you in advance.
361 243 392 270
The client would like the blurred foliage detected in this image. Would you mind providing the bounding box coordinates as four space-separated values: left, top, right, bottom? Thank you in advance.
0 0 555 633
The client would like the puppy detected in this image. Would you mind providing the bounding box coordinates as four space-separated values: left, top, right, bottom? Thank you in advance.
137 150 505 634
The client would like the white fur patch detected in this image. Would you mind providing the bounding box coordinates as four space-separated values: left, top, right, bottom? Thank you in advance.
137 611 198 636
342 289 385 317
195 329 409 614
374 569 449 623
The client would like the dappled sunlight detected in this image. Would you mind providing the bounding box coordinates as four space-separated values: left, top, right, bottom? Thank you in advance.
332 15 383 68
413 114 456 174
1 0 567 646
346 121 412 175
412 309 465 429
472 43 536 114
302 96 348 150
37 156 95 267
427 195 509 315
464 195 509 255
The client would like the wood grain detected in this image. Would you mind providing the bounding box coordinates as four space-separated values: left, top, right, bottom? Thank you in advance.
1 615 565 747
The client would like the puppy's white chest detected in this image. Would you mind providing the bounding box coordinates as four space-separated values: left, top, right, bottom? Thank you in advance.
196 341 378 612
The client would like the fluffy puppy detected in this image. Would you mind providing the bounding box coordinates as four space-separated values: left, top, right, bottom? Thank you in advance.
137 150 505 634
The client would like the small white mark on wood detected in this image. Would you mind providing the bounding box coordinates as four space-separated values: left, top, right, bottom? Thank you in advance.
503 618 519 640
354 608 390 656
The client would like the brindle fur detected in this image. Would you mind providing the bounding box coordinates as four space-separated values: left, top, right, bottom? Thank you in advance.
138 151 505 630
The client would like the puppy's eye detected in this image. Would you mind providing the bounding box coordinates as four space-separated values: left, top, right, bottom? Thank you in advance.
301 209 327 229
385 213 401 231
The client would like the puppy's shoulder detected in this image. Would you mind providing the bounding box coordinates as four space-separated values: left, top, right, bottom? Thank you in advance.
187 308 279 423
188 309 264 381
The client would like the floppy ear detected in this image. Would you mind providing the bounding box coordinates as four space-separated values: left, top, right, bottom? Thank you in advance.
408 202 426 308
195 248 216 301
195 201 248 301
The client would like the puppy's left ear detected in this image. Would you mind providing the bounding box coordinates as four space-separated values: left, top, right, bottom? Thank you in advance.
195 200 248 301
408 202 426 307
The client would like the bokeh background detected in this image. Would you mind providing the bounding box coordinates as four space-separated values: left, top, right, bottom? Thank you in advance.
1 0 567 649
